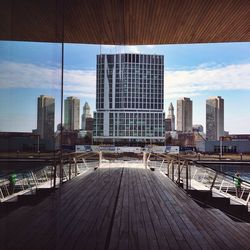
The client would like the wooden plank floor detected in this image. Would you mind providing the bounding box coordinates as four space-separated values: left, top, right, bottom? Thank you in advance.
0 166 250 250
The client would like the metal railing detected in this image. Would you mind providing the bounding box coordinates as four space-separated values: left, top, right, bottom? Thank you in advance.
0 158 99 202
147 153 250 207
0 166 54 201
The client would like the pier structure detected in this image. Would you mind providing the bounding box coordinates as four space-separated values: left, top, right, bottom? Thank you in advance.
1 153 250 249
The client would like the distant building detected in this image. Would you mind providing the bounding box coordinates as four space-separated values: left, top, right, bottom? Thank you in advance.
192 124 204 133
93 53 165 145
177 97 192 132
85 117 94 131
81 102 92 130
165 131 195 147
206 96 224 140
165 118 172 132
229 134 250 141
0 132 54 152
204 140 250 153
167 102 175 131
37 95 55 140
64 96 80 131
55 130 85 150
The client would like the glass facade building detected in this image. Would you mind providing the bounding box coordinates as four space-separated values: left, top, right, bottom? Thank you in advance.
177 97 193 132
64 96 80 131
206 96 224 140
37 95 55 140
93 53 165 144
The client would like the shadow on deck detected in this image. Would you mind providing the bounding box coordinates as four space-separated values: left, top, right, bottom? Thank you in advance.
0 166 250 249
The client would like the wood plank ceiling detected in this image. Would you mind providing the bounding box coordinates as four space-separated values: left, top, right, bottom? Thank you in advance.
0 0 249 44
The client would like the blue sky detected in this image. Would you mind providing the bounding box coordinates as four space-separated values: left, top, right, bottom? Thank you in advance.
0 41 249 134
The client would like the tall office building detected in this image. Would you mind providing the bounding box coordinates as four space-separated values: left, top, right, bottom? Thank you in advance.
64 96 80 131
177 97 192 132
165 118 172 132
93 53 165 144
167 102 175 131
206 96 224 140
37 95 55 140
81 102 92 130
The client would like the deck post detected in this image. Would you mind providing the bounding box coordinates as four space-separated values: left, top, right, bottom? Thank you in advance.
69 161 72 180
99 151 102 167
210 172 218 191
74 157 77 176
143 152 146 168
171 161 174 181
186 161 189 191
167 160 170 176
246 193 250 206
147 153 151 169
53 164 57 189
178 156 180 183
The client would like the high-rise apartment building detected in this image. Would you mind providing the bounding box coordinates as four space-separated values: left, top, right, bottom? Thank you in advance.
37 95 55 140
81 102 92 130
64 96 80 131
167 102 175 131
177 97 192 132
206 96 224 140
93 53 165 144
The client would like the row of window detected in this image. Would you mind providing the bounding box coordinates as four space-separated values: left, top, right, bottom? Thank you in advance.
97 67 164 74
93 111 165 137
108 130 164 137
98 61 164 68
97 69 163 76
114 104 163 110
113 91 163 96
97 54 164 65
109 112 164 118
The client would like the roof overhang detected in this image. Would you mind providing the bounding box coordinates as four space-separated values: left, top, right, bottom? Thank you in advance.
0 0 249 44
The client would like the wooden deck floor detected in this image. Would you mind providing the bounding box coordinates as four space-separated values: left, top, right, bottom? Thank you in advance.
0 166 250 250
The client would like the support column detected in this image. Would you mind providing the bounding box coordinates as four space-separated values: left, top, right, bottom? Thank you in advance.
99 151 103 167
143 151 147 168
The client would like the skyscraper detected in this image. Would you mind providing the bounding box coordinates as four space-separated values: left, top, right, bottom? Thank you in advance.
81 102 92 130
167 102 175 131
37 95 55 140
177 97 192 132
165 118 172 132
93 53 165 144
206 96 224 140
64 96 80 131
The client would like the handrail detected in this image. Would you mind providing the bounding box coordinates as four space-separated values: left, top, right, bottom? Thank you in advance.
0 158 99 202
147 153 250 207
152 152 250 185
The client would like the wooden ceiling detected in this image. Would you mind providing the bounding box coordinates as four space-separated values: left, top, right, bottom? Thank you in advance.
0 0 249 44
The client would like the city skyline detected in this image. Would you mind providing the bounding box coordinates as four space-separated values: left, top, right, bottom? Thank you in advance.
0 41 250 134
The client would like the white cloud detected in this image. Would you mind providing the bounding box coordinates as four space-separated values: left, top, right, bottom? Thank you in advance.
0 61 96 98
64 69 96 98
0 61 250 101
165 63 250 98
0 61 61 89
126 46 140 53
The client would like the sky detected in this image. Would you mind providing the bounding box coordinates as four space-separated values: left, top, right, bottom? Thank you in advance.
0 41 250 134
